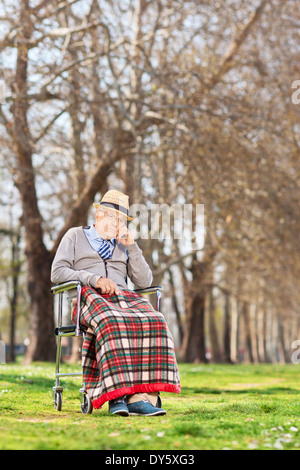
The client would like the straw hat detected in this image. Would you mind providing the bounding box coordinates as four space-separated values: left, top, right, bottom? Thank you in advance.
93 189 133 221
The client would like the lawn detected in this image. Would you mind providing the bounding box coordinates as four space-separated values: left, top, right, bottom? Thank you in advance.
1 360 300 450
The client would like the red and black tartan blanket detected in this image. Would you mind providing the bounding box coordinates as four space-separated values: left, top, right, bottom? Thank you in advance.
72 286 181 409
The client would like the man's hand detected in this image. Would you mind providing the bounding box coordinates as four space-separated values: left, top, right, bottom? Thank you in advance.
96 277 121 295
117 226 135 246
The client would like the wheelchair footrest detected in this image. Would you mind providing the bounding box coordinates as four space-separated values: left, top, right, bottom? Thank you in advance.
54 324 87 336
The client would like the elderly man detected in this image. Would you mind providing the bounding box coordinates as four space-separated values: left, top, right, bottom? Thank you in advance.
51 190 181 416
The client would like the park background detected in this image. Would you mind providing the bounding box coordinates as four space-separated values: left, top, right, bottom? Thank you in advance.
0 0 300 369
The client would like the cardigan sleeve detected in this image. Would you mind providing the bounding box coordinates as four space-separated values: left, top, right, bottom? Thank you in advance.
126 242 153 289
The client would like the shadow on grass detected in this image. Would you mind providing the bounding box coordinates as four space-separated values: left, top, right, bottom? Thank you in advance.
181 386 300 396
0 372 79 392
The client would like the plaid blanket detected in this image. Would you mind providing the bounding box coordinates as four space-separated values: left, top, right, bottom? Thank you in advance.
72 286 181 409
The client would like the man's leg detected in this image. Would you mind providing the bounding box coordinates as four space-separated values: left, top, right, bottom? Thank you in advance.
127 392 158 407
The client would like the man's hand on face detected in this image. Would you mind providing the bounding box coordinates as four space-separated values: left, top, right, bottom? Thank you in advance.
116 225 135 246
96 277 121 295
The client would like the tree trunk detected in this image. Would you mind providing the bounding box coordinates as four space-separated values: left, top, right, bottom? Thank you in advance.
180 258 210 363
208 288 222 362
223 292 232 363
8 229 22 362
230 296 239 363
254 304 263 363
262 308 272 363
168 267 184 345
182 292 206 363
278 312 290 363
11 1 56 363
241 301 254 363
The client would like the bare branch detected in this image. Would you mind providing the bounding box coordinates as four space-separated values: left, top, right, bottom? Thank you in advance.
34 0 82 18
33 106 70 144
210 0 269 87
46 20 108 38
153 248 204 277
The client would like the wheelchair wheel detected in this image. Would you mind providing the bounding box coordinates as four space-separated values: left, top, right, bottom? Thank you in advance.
156 393 162 408
81 393 93 414
54 390 62 411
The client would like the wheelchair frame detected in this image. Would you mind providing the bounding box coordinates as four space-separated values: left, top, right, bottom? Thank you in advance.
51 281 163 414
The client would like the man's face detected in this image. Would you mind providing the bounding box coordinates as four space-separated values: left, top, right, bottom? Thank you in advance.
96 209 127 239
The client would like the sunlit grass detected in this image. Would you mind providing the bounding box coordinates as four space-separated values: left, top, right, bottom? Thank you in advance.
1 360 300 449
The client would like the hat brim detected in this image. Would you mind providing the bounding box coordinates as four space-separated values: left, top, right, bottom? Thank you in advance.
93 203 133 221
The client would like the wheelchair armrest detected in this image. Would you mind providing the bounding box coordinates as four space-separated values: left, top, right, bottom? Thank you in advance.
133 285 163 295
51 282 163 296
133 285 163 311
51 280 81 294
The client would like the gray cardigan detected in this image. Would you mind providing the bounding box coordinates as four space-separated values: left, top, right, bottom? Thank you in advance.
51 226 153 290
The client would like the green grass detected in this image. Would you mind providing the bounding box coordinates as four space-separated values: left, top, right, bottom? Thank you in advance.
1 360 300 450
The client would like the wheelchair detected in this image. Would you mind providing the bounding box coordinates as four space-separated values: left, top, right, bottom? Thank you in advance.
51 280 163 414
